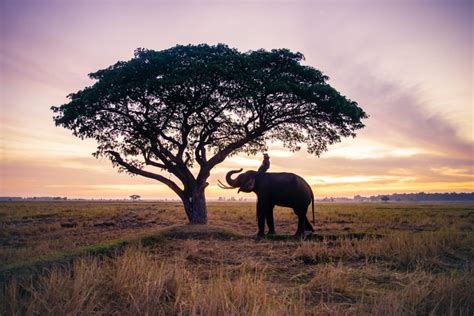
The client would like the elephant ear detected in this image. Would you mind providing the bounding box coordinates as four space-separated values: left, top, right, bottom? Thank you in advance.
238 177 255 193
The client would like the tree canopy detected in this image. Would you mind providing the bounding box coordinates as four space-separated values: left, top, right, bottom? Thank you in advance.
130 195 141 201
52 44 367 223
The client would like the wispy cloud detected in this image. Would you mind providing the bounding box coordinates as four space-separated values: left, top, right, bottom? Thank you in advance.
327 62 473 160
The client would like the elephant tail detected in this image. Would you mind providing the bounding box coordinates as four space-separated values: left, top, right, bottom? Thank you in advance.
312 193 315 226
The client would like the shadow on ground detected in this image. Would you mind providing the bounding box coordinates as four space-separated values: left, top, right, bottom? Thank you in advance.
158 224 383 241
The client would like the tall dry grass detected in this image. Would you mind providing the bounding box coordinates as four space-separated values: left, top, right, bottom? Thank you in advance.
293 231 473 314
3 244 472 315
294 230 472 269
305 263 472 315
2 247 303 316
372 270 473 315
2 202 473 315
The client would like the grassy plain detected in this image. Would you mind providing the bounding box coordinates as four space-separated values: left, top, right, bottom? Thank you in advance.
0 201 473 315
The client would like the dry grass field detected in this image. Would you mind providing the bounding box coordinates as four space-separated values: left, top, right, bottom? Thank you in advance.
0 201 473 315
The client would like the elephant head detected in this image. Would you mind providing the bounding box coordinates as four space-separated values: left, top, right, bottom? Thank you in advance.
218 169 258 193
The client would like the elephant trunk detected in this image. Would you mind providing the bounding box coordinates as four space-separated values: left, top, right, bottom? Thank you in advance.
225 168 243 187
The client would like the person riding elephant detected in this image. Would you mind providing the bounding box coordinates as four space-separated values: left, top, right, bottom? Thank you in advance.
257 153 270 174
219 153 315 237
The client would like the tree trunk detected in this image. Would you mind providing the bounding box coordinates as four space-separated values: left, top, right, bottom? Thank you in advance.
182 184 208 224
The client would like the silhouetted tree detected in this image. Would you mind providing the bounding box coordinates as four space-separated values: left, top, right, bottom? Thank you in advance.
130 194 141 201
52 44 367 224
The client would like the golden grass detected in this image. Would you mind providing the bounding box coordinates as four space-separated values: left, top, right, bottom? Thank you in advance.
1 201 473 315
294 230 473 270
3 247 303 316
372 270 473 315
305 263 472 315
4 246 471 315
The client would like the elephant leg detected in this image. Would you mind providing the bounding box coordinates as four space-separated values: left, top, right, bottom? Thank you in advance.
295 211 306 236
256 199 267 237
266 205 276 235
305 216 314 232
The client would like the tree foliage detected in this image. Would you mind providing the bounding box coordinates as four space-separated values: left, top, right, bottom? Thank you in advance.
130 195 141 201
52 44 367 223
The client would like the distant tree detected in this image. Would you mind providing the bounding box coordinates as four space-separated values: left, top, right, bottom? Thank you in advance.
381 195 390 202
52 44 367 224
130 194 141 201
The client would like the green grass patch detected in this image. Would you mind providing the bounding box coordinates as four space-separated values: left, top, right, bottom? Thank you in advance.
0 233 165 283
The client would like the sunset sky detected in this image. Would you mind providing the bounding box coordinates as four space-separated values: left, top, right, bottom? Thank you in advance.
1 0 472 199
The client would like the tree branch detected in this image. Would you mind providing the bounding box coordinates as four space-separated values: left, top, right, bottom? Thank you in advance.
107 151 184 198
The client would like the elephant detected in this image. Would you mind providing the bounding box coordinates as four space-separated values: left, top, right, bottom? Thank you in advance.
218 168 315 237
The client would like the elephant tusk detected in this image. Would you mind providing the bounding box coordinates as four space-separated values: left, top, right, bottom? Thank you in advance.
217 180 235 189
